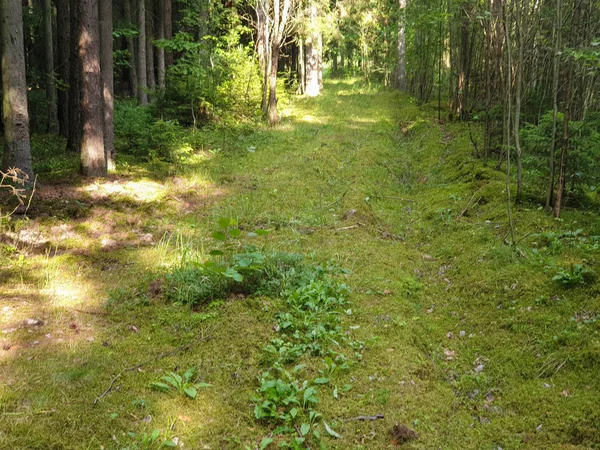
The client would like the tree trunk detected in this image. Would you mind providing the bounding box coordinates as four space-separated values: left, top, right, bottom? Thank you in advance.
79 0 106 177
546 0 561 210
43 0 58 133
137 0 148 105
56 0 69 138
163 0 172 68
257 0 269 112
268 42 279 123
396 0 407 90
305 4 320 97
514 0 525 201
67 0 82 153
298 37 305 94
317 31 323 92
100 0 115 171
157 0 166 88
1 0 34 182
124 0 138 97
146 0 156 93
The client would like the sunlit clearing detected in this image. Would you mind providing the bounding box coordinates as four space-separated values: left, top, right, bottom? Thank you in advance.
79 179 166 203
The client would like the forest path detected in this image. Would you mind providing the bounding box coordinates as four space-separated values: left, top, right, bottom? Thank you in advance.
1 79 598 449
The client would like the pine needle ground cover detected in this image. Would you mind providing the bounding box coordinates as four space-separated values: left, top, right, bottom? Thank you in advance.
1 79 599 449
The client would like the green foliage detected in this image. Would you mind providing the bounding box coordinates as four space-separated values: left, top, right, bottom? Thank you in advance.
552 264 588 287
114 101 184 160
122 429 176 450
150 367 212 399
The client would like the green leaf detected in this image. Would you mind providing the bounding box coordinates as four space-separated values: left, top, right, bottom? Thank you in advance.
162 440 177 448
212 231 227 241
255 229 269 236
217 217 231 228
196 382 213 388
313 378 329 385
150 382 171 392
209 249 224 256
184 386 197 399
151 429 160 440
183 367 195 382
228 228 241 237
301 423 310 436
259 437 274 450
313 429 321 440
324 421 341 438
290 407 299 419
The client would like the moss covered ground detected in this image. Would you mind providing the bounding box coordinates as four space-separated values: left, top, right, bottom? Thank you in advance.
1 79 599 449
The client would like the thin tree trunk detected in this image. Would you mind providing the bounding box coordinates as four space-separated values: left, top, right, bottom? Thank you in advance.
163 0 172 68
157 0 165 88
268 41 279 123
298 37 306 94
137 0 148 105
79 0 106 176
396 0 407 90
43 0 58 133
56 0 69 138
317 31 323 92
146 0 156 93
100 0 115 171
546 0 561 210
504 0 515 244
124 0 137 97
67 0 82 153
305 4 320 97
257 0 269 112
514 0 524 201
2 0 34 182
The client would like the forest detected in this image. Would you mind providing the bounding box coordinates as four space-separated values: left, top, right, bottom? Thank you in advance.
0 0 599 448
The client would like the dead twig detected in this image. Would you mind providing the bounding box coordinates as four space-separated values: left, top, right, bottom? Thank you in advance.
344 414 385 422
372 195 415 203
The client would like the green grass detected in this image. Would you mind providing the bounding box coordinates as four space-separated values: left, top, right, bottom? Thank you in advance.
0 78 599 449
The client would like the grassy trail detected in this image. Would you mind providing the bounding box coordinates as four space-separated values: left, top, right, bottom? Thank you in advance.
1 79 599 449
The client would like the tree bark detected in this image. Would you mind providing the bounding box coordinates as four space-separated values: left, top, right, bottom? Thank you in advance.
298 37 305 94
157 0 166 88
163 0 172 68
1 0 34 182
100 0 115 171
257 0 269 112
305 4 320 97
396 0 407 90
137 0 148 105
67 0 82 153
514 0 525 201
56 0 69 138
124 0 138 97
79 0 106 176
146 0 156 93
43 0 58 133
546 0 561 210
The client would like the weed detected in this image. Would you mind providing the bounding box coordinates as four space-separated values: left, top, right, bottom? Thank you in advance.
150 367 212 399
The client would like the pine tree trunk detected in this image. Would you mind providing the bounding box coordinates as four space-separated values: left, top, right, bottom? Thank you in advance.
146 0 156 93
56 0 69 138
1 0 34 182
268 42 279 123
137 0 148 105
157 0 166 88
163 0 172 68
396 0 407 90
79 0 106 177
67 0 82 153
43 0 58 133
124 0 138 97
546 0 561 210
298 37 305 94
514 0 525 201
305 4 320 97
317 31 323 92
100 0 115 171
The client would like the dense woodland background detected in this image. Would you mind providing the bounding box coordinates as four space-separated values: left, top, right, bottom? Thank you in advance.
0 0 599 216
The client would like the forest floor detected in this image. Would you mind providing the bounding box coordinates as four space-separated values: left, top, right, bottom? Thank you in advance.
1 79 599 450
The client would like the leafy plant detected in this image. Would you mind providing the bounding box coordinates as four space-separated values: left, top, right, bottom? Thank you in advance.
150 367 212 399
122 429 176 450
552 264 588 287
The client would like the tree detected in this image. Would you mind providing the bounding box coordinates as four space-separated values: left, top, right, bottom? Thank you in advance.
124 0 138 97
1 0 34 182
67 0 82 153
100 0 115 171
43 0 58 133
267 0 294 123
78 0 106 176
56 0 70 138
305 3 322 97
138 0 149 105
396 0 407 90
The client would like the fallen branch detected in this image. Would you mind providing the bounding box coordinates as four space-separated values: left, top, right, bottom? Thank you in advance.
93 334 210 405
344 414 385 422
